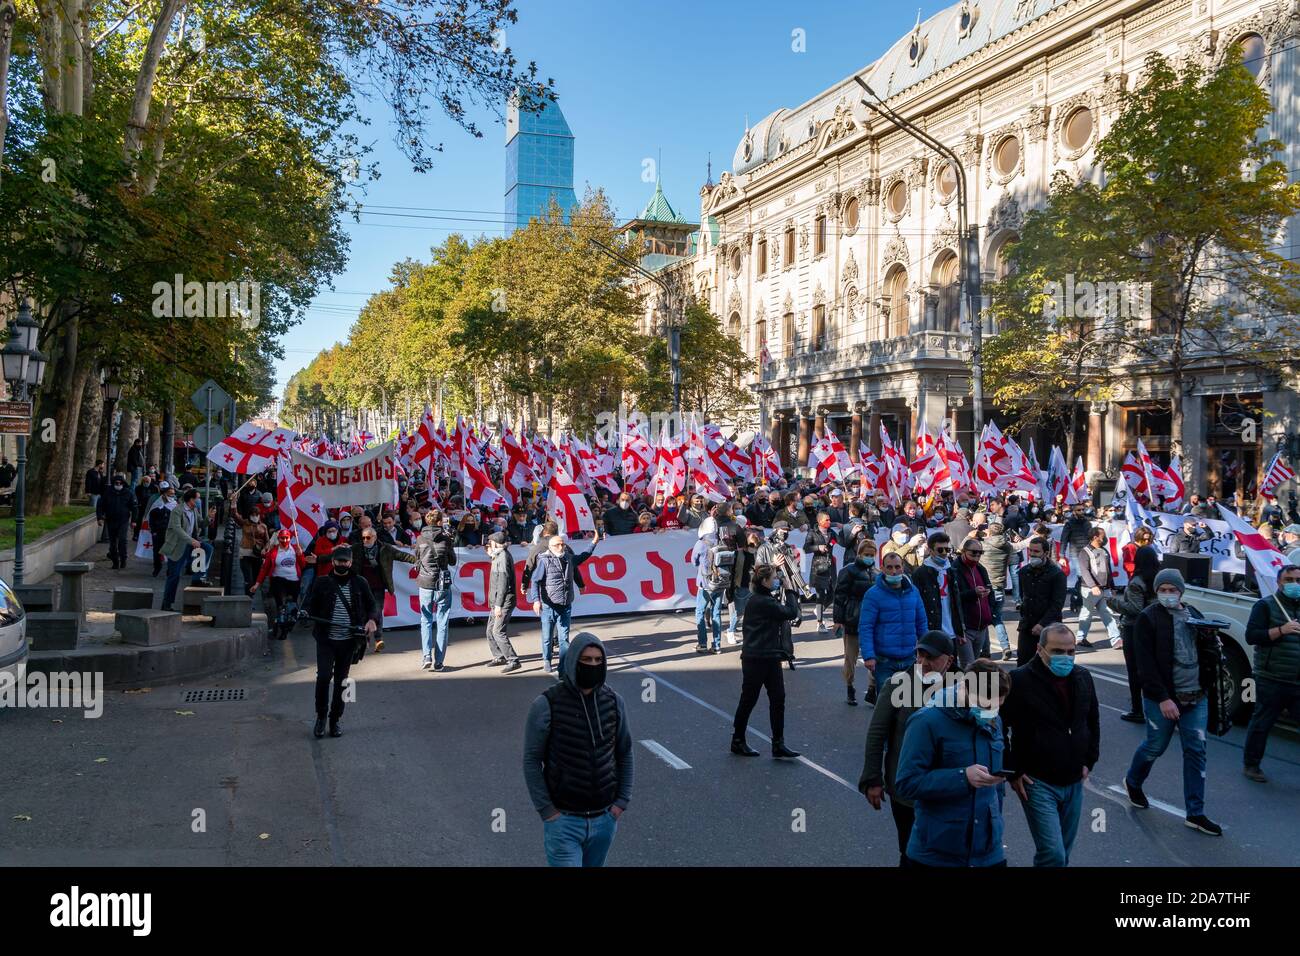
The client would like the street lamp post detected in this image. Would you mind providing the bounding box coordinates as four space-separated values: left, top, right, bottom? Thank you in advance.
2 301 49 587
853 76 985 441
588 238 682 420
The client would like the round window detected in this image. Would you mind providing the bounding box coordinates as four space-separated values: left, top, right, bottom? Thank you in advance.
995 135 1020 177
887 181 907 216
936 162 957 200
844 197 860 231
731 248 743 273
1062 107 1093 152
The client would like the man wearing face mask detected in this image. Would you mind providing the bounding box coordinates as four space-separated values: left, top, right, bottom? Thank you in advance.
523 633 633 867
602 491 638 535
912 533 967 655
1241 564 1300 782
1014 537 1067 666
1124 568 1222 836
834 539 878 706
881 523 925 574
301 519 344 607
745 492 779 529
304 545 377 739
484 532 523 673
147 481 178 577
96 473 138 570
894 658 1011 867
730 564 803 759
1000 623 1099 867
414 508 457 672
755 521 810 669
160 489 213 611
530 531 601 675
860 630 954 864
859 551 929 701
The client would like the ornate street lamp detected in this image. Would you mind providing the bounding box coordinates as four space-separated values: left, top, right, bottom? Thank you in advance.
2 301 46 586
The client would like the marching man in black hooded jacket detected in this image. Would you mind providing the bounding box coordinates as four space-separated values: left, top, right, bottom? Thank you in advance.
523 632 633 867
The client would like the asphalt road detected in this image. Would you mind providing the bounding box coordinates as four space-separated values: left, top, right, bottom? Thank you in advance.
3 603 1298 866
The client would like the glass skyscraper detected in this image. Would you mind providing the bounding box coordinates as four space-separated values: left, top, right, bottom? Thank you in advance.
505 96 578 234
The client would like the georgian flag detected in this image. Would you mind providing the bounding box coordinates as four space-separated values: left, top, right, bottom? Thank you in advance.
547 463 596 536
652 423 688 500
1047 444 1072 504
880 424 909 504
1160 455 1185 510
206 424 295 474
750 433 782 485
621 425 655 489
278 452 325 549
501 425 536 507
575 436 620 495
461 425 505 508
810 433 845 485
1218 503 1287 596
687 416 730 502
1069 457 1090 506
1120 452 1149 500
858 444 886 497
910 424 950 497
939 427 973 494
134 493 176 559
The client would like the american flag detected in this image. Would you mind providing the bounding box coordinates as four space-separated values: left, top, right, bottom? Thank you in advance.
1262 452 1296 499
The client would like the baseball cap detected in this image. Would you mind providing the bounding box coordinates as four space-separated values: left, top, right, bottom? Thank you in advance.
331 544 353 562
829 488 844 498
772 520 791 532
158 480 170 490
917 630 955 657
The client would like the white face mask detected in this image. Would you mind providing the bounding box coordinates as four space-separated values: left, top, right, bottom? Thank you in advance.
1028 556 1045 567
892 532 908 545
1158 593 1181 609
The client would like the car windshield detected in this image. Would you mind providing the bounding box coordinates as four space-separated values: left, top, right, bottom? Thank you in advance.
0 579 25 626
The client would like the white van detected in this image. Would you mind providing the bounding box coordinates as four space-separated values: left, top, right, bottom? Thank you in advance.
0 576 28 683
1185 584 1258 721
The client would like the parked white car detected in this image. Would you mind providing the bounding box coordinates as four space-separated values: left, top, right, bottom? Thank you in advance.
0 576 27 683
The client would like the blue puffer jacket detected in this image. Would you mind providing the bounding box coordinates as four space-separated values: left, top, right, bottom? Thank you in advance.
858 575 928 662
894 692 1006 867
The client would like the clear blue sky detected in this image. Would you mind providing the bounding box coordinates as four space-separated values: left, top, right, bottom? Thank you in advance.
279 0 947 391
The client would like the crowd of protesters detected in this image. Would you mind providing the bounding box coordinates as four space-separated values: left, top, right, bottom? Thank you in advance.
81 440 1300 868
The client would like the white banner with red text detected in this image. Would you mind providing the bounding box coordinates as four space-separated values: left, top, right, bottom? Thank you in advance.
289 441 398 509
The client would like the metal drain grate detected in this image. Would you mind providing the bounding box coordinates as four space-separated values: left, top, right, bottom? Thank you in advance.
181 688 247 703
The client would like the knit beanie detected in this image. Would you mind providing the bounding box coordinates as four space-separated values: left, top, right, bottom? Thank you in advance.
1153 567 1185 594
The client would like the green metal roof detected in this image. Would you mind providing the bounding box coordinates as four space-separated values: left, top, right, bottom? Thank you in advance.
638 180 689 224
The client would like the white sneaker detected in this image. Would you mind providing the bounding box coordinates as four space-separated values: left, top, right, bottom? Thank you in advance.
725 634 738 645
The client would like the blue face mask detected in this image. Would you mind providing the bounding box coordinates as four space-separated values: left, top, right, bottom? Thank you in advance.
1046 654 1075 677
884 573 904 585
1282 583 1300 601
970 706 999 728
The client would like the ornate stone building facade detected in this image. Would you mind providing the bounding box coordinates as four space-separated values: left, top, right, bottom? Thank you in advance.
634 0 1300 498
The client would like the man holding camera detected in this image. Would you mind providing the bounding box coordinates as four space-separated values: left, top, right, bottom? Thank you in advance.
304 545 377 739
415 508 457 672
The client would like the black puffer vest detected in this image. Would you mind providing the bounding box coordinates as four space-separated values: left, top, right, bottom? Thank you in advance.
542 683 621 813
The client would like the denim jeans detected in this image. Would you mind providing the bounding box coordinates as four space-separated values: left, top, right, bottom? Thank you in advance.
543 811 618 867
727 587 751 638
1126 695 1208 817
696 587 723 649
1243 677 1300 769
989 588 1012 654
540 603 572 669
163 556 187 607
1077 590 1120 641
419 587 452 665
1020 778 1083 866
873 655 914 696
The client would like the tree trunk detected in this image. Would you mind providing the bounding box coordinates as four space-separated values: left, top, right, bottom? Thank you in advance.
161 399 174 476
0 0 16 187
72 371 103 501
123 0 183 168
149 419 161 469
27 317 79 515
49 351 91 506
113 408 137 474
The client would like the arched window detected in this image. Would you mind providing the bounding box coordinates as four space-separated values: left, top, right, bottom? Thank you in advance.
932 251 960 332
1237 33 1266 81
728 312 742 341
884 267 910 338
754 318 767 357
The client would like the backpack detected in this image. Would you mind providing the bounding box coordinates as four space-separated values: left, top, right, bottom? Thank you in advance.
709 543 736 590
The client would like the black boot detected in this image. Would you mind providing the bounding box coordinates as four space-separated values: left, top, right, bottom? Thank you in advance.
772 739 801 759
846 683 858 706
328 721 343 738
313 718 325 738
731 736 760 757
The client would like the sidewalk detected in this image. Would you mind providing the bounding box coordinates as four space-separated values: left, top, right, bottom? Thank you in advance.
26 538 267 687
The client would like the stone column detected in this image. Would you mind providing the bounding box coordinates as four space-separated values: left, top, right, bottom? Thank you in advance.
849 409 863 462
770 412 784 468
797 411 812 468
1179 394 1207 493
813 409 825 440
1086 402 1105 474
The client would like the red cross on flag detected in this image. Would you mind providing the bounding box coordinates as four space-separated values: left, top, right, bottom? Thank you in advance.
206 424 296 474
548 463 596 536
501 424 537 507
1218 502 1287 596
278 453 325 548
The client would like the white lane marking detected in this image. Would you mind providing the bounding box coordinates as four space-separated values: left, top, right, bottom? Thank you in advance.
1087 667 1131 688
614 656 859 793
1107 784 1183 818
640 739 691 770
